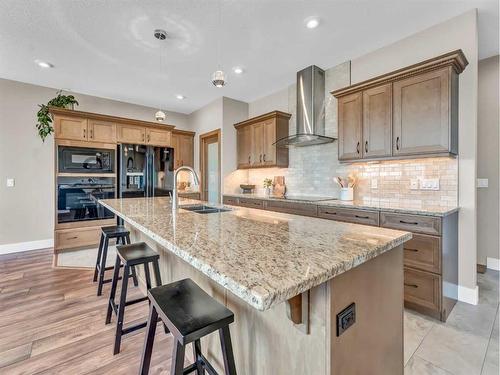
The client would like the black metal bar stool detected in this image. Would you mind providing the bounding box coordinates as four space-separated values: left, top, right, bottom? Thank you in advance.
93 225 139 296
106 242 162 355
139 278 237 375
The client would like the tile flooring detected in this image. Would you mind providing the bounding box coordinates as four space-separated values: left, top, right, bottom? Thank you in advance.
404 270 500 374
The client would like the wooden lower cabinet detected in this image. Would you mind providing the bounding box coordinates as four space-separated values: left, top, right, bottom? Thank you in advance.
55 226 102 251
222 195 458 321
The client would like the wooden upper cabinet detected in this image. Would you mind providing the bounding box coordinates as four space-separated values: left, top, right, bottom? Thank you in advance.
332 50 467 161
363 84 392 158
88 119 116 143
338 92 362 160
117 124 146 144
54 115 88 141
146 127 171 147
171 131 195 169
234 111 291 169
393 67 453 156
237 126 252 168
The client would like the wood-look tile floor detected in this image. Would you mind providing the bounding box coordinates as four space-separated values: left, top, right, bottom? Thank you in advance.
0 249 175 374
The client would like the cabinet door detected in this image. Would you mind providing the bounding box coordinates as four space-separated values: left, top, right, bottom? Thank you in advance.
54 116 88 141
171 134 181 169
252 122 264 166
393 68 450 155
338 92 363 160
237 126 252 168
88 120 116 143
117 125 146 144
262 119 276 166
363 84 392 158
146 128 171 147
180 135 194 167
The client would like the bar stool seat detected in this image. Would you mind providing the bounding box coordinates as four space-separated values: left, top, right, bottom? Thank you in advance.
106 242 162 355
93 225 138 296
139 278 237 375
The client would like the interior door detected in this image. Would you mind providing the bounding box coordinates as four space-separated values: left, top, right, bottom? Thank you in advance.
362 84 392 158
200 131 221 203
338 92 363 160
393 67 450 155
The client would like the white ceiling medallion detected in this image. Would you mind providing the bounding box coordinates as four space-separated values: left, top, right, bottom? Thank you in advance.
154 29 168 122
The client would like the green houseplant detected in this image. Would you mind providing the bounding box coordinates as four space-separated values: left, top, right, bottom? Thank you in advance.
36 91 79 141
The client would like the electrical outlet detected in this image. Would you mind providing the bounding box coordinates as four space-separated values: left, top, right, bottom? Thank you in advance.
410 179 419 190
336 302 356 337
371 179 378 189
477 178 489 188
6 178 15 188
420 178 440 190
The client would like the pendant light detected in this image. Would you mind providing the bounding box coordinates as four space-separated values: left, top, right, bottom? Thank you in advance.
154 29 167 121
211 0 226 87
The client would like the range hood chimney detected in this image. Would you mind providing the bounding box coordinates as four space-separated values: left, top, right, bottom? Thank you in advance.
274 65 336 147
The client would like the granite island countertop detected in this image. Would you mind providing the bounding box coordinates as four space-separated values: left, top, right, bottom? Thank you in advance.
99 197 412 311
224 193 459 217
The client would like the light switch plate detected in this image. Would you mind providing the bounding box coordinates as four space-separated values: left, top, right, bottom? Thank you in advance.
477 178 489 188
6 178 15 188
420 178 440 190
410 179 419 190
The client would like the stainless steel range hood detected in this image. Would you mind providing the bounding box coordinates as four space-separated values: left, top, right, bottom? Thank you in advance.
274 65 336 147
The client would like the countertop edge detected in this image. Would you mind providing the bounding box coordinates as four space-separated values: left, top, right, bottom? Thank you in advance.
223 194 459 217
100 199 412 311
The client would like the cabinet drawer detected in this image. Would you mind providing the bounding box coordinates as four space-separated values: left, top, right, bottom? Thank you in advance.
238 198 265 209
222 196 239 205
266 200 317 217
317 206 379 226
55 227 102 251
404 234 441 274
380 212 441 235
404 267 441 312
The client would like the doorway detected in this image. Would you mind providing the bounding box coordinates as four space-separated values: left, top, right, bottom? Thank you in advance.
199 129 221 203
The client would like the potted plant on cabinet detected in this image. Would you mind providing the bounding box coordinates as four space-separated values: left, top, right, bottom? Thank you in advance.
36 90 79 141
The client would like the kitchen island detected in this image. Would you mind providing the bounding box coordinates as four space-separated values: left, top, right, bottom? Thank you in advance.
100 197 411 375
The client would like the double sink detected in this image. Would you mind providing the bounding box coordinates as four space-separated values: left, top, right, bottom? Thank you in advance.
180 204 231 214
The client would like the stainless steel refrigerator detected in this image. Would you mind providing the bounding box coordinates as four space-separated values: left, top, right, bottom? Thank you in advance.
118 144 174 198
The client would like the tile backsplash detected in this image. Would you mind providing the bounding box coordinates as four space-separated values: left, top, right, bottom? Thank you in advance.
223 60 458 208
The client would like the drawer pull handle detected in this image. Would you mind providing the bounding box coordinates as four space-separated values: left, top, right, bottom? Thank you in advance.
324 211 337 215
67 236 78 240
404 283 418 288
355 215 370 219
404 248 419 252
400 220 419 225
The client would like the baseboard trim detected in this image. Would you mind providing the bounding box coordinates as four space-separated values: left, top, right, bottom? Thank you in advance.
486 257 500 271
0 239 54 255
458 284 479 305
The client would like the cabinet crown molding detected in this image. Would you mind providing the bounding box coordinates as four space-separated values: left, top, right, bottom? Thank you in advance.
172 129 196 137
332 49 468 98
49 107 175 130
234 110 292 129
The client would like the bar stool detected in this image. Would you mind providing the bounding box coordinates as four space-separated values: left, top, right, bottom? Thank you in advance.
139 278 237 375
106 242 162 355
93 225 138 296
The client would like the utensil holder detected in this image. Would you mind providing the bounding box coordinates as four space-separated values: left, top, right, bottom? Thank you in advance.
340 187 354 201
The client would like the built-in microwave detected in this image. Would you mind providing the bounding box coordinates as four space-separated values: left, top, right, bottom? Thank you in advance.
58 146 115 174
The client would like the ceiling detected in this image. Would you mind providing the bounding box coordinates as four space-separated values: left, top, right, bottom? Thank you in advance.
0 0 498 114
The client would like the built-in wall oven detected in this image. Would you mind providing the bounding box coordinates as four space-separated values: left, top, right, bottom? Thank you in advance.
58 146 114 174
57 145 116 224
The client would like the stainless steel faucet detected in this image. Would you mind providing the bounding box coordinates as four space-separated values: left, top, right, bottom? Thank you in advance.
172 166 200 211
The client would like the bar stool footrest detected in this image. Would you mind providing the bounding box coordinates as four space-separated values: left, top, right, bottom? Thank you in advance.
125 296 148 306
183 353 219 375
121 321 148 335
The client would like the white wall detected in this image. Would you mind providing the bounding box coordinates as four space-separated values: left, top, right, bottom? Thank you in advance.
477 55 499 266
0 78 189 247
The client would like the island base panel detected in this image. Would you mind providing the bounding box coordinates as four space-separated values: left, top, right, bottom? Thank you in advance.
330 245 404 375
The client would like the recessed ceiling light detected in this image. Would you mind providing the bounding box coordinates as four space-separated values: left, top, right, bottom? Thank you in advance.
233 67 244 74
35 60 54 68
305 17 320 29
176 95 186 100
